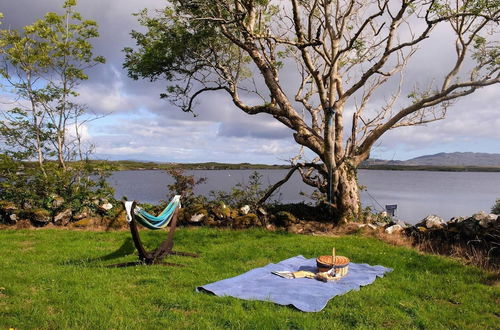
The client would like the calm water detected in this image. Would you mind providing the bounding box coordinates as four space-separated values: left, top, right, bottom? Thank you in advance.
108 169 500 224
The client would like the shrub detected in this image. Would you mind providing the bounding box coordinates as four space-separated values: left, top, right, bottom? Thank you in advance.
492 199 500 215
0 155 116 217
210 171 274 210
165 168 207 208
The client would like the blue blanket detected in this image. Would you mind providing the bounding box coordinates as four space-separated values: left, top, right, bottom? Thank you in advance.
197 255 392 312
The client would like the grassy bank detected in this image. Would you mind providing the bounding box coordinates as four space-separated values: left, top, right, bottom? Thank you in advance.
1 228 498 329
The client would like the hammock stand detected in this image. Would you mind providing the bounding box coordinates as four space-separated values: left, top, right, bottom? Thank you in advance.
121 196 198 266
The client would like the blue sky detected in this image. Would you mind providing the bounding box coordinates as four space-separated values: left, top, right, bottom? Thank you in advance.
1 0 499 164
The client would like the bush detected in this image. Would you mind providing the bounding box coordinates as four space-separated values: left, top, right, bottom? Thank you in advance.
0 155 116 217
492 199 500 215
210 171 274 210
165 168 206 208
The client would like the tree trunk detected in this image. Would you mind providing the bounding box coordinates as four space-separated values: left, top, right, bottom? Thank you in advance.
332 163 360 223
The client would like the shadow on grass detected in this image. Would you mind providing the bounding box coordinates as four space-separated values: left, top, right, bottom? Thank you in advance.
60 237 136 267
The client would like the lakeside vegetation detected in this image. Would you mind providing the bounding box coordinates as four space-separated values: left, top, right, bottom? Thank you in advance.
94 160 500 172
1 228 498 329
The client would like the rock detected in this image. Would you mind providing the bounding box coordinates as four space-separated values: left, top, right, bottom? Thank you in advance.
16 220 32 229
257 207 268 216
211 203 231 220
418 215 445 229
233 213 259 229
51 195 65 209
375 222 387 227
479 214 499 228
204 216 218 227
0 200 17 212
54 209 72 226
367 224 378 230
71 217 98 228
448 217 465 224
385 224 403 234
99 203 113 212
287 224 303 234
73 208 90 221
9 214 18 222
274 211 298 226
190 213 205 223
417 226 428 233
28 208 51 224
472 211 498 228
456 218 479 237
240 205 251 215
394 220 409 228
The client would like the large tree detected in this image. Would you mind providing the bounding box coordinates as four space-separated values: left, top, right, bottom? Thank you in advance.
124 0 499 222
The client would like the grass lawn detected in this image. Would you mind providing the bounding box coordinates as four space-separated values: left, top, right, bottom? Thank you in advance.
0 227 498 329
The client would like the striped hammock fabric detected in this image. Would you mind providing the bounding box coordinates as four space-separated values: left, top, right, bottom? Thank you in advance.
124 195 181 230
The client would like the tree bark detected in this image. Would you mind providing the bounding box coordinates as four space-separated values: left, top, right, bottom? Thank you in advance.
332 163 360 223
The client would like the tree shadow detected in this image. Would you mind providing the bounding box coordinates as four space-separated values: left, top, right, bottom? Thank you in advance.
99 237 136 261
60 237 136 267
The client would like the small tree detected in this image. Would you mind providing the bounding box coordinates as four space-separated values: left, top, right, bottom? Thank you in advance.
124 0 499 222
0 0 105 169
166 168 206 207
0 1 113 215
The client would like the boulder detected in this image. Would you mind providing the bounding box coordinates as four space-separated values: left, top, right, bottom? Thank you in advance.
240 205 251 215
27 208 51 224
394 220 409 228
190 213 206 223
472 211 498 228
98 203 113 212
73 207 90 221
479 214 499 228
385 224 403 234
448 217 465 224
9 214 18 223
287 224 304 234
257 207 268 216
233 213 259 229
418 215 445 229
0 200 17 212
51 195 65 209
211 203 231 220
274 211 298 227
54 209 72 226
417 226 428 233
456 217 481 237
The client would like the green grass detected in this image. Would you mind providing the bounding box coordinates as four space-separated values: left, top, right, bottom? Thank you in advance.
0 228 498 329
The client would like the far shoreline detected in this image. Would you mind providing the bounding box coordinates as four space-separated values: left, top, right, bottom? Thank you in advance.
103 160 500 173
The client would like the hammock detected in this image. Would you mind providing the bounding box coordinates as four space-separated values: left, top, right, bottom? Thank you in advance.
124 195 181 230
117 195 198 266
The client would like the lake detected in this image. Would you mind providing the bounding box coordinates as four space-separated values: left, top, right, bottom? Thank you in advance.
108 169 500 224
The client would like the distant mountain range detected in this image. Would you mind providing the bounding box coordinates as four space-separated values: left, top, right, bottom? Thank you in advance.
363 152 500 167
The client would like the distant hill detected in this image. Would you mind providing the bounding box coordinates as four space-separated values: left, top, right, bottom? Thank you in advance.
363 152 500 167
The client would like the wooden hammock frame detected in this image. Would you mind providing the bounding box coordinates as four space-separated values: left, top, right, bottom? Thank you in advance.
123 201 198 265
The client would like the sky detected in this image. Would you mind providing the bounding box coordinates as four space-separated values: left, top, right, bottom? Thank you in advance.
0 0 499 164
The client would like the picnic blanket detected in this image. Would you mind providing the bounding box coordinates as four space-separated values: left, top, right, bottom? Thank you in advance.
197 255 392 312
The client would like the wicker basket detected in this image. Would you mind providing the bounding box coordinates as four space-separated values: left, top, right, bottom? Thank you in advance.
316 248 350 276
